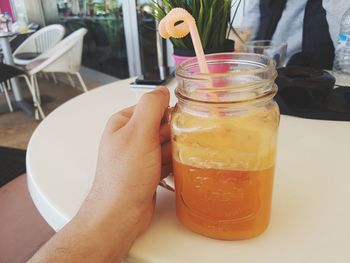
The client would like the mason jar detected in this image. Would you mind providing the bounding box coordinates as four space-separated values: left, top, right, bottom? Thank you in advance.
170 53 279 240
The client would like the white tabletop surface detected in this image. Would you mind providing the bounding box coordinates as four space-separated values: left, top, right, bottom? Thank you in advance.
27 78 350 263
0 32 14 38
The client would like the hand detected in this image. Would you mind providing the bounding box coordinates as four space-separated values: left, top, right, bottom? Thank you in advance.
78 86 172 259
29 87 172 263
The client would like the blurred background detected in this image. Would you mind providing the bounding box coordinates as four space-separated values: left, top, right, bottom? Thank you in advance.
7 0 170 81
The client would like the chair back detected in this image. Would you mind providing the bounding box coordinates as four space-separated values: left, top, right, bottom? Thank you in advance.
27 28 88 74
13 24 65 55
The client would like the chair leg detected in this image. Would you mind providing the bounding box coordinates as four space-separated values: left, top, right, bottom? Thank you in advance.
0 83 13 112
51 73 58 84
34 75 41 104
30 75 41 120
6 80 12 91
25 75 45 120
66 73 76 88
3 83 13 112
75 73 88 92
34 75 44 119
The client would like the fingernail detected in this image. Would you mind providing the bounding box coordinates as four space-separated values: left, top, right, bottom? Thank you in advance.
156 86 169 95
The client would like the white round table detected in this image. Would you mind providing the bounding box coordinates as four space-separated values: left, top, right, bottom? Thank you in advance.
27 78 350 263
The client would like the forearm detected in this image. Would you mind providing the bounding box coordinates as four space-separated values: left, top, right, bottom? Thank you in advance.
29 199 141 263
29 87 169 262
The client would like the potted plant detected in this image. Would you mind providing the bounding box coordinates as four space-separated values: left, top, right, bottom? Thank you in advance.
150 0 241 65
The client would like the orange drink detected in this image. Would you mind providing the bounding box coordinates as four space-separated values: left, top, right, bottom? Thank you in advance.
174 162 275 240
170 53 279 240
171 108 278 240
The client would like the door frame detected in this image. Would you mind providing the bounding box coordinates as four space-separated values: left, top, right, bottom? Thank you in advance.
122 0 142 77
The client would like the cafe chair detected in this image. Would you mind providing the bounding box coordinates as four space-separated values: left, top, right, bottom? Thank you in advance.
0 63 44 119
12 24 66 85
12 24 65 66
0 82 13 112
24 28 88 118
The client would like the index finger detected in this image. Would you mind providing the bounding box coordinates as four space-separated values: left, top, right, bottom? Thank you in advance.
105 105 136 133
130 86 170 138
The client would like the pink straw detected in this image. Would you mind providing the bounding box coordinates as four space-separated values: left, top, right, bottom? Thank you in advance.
158 8 209 73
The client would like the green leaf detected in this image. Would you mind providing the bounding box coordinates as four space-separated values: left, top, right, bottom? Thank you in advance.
148 0 243 50
201 6 213 48
197 0 204 45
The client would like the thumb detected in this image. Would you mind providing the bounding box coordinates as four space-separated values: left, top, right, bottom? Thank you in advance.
130 86 170 137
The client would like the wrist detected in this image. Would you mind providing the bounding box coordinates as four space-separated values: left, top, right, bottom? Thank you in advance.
75 197 144 262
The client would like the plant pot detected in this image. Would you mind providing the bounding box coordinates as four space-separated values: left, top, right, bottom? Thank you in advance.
173 39 235 68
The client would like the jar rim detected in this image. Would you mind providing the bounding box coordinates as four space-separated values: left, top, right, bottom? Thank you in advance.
176 52 277 81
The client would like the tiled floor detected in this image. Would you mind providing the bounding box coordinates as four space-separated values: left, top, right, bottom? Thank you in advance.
0 74 101 149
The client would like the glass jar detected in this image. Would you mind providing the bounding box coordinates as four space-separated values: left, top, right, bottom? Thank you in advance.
171 53 279 240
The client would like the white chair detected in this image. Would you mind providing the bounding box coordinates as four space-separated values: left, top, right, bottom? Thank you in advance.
12 24 66 85
0 82 13 112
24 28 88 119
13 24 65 66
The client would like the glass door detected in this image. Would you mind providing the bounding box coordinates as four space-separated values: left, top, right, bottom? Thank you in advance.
41 0 129 79
18 0 169 79
136 0 159 74
135 0 173 81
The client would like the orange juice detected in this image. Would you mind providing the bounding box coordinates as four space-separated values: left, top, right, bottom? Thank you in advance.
173 160 274 240
171 105 279 240
171 52 279 240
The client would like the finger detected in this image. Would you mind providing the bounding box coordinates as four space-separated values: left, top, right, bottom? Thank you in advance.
105 106 136 132
131 86 170 138
161 163 173 180
160 123 171 144
161 141 172 165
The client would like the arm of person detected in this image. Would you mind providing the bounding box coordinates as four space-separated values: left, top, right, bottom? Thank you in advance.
27 201 143 262
28 86 172 263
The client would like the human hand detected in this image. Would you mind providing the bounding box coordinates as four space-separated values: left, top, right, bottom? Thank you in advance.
29 87 171 263
77 86 171 260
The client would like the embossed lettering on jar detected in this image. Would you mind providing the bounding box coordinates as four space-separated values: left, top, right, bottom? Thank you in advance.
171 53 280 240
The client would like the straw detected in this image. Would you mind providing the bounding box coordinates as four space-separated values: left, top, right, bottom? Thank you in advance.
158 8 218 112
159 8 209 74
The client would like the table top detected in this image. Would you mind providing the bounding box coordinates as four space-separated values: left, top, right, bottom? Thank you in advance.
0 32 14 38
0 29 35 38
27 78 350 263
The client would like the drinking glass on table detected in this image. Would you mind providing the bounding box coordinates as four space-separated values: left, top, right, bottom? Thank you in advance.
161 53 280 240
244 40 287 68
